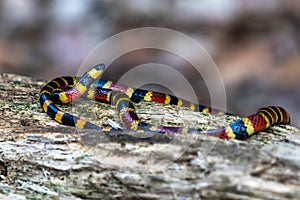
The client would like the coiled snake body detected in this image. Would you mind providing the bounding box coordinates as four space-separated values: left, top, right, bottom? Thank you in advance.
39 64 290 139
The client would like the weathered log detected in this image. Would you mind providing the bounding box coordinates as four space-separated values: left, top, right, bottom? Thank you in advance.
0 73 299 200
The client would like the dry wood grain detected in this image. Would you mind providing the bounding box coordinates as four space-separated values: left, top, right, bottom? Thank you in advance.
0 73 299 200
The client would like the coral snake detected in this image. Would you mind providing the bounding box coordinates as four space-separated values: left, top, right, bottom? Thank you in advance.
39 64 290 140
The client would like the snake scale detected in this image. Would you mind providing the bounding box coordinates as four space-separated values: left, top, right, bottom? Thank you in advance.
39 64 290 139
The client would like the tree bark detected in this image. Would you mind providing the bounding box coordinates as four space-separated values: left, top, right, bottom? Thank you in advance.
0 73 299 200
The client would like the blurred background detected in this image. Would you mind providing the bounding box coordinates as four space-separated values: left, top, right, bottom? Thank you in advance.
0 0 299 127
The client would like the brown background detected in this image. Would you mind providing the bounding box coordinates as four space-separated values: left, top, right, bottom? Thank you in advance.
0 0 299 127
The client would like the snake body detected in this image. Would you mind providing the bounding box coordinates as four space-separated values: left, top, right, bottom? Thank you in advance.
39 64 290 139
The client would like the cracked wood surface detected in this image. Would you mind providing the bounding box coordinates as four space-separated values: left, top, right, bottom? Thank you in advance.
0 73 299 200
